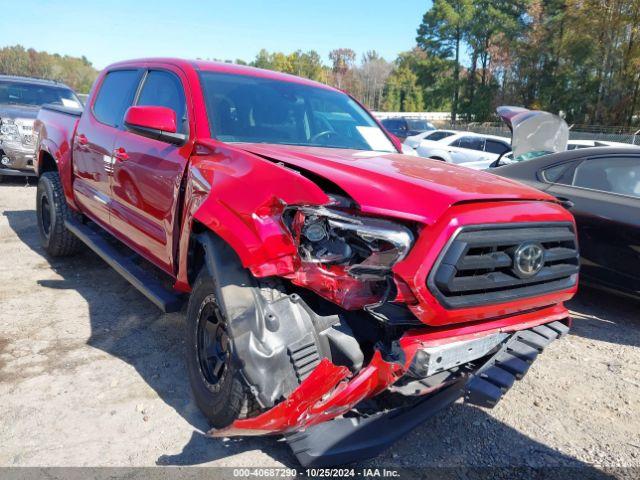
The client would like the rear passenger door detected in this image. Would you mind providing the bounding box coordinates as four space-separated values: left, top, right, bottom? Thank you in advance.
73 69 141 228
109 67 191 274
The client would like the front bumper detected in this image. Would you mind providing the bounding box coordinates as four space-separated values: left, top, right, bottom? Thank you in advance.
211 308 570 438
283 319 569 467
0 140 36 174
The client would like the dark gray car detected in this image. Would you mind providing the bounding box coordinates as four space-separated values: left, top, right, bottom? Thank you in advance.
0 75 82 180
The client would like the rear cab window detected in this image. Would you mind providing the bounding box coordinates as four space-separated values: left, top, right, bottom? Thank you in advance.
92 70 140 127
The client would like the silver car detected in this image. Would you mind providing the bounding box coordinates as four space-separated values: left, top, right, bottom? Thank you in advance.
0 75 82 180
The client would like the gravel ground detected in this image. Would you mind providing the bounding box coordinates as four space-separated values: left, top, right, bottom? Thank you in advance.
1 178 639 476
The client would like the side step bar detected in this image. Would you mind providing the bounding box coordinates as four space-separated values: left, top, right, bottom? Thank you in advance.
65 217 184 313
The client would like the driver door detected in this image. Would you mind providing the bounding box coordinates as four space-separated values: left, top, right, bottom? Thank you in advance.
109 67 192 274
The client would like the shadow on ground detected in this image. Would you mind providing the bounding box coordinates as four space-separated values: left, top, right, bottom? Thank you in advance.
567 287 640 348
2 207 617 475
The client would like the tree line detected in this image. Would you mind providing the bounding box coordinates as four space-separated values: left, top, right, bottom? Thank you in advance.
241 0 640 127
0 45 98 94
2 0 639 127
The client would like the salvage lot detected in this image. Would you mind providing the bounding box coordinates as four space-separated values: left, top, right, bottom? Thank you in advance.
1 179 639 472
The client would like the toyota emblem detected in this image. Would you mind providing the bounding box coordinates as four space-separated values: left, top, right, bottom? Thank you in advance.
513 242 545 278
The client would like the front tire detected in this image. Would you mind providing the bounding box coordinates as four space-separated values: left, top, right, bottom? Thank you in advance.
36 171 81 257
186 269 249 428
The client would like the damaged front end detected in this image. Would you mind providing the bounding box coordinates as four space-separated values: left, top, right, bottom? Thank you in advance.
194 196 573 467
181 143 577 466
283 199 415 310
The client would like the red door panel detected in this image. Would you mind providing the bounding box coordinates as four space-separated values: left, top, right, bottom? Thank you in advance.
108 68 191 274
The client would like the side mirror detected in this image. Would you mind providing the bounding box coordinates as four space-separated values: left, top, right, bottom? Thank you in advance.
124 106 186 145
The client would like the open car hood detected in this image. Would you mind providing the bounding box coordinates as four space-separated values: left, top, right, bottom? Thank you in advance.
234 143 556 225
497 106 569 161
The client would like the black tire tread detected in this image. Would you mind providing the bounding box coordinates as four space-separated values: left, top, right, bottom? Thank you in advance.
37 171 81 257
186 270 249 428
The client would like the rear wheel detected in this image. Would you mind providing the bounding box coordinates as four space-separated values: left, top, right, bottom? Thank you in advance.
36 172 81 257
186 269 249 428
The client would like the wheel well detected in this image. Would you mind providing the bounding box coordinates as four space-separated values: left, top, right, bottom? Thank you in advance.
39 151 57 175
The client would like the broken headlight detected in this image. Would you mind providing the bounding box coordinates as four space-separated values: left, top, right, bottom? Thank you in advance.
287 205 414 280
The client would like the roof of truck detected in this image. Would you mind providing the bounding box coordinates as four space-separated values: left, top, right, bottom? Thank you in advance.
107 57 337 91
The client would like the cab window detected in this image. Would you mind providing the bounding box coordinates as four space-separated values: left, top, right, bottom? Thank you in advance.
573 157 640 197
541 162 578 184
92 70 140 127
136 70 187 134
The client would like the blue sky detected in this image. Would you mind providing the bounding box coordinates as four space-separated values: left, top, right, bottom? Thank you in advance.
2 0 430 69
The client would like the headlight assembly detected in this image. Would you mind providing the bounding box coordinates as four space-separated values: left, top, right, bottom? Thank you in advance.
287 205 414 280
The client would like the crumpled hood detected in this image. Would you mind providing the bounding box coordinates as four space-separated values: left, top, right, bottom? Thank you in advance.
235 143 556 224
0 104 39 120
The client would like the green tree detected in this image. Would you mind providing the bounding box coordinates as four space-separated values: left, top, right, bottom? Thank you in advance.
0 45 98 93
383 65 424 111
328 48 356 89
417 0 473 123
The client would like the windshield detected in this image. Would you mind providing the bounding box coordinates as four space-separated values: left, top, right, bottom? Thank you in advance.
200 72 396 153
406 119 433 131
425 130 454 141
0 80 81 108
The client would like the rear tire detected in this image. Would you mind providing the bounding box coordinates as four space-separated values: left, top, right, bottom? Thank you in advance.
186 268 249 428
36 172 81 257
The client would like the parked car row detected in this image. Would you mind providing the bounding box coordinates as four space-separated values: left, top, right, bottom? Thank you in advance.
403 127 639 170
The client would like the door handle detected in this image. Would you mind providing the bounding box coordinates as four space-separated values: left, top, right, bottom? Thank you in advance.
76 133 88 145
113 147 129 161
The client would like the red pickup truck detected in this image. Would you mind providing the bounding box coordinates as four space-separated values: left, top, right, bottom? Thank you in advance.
33 58 578 466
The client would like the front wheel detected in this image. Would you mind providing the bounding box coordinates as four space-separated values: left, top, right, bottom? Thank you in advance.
36 172 81 257
185 269 249 428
